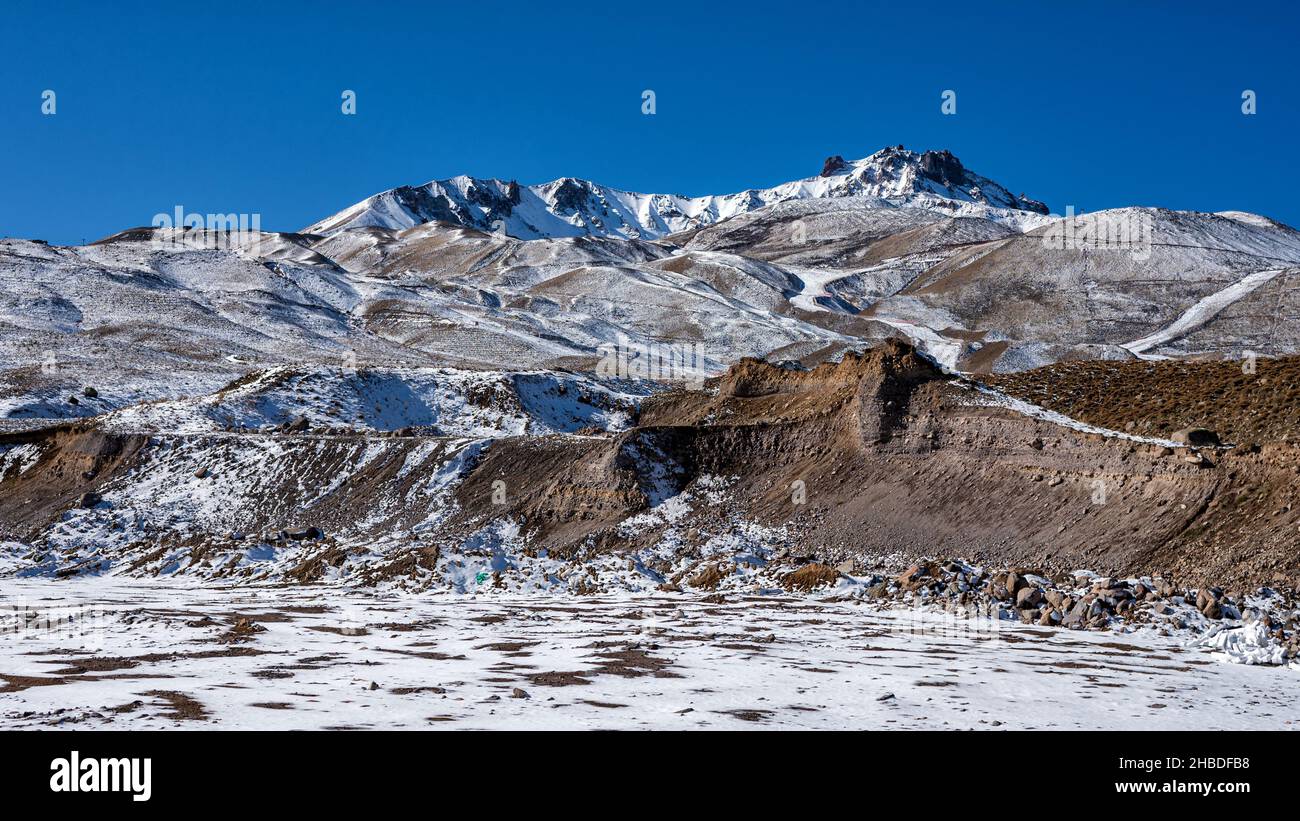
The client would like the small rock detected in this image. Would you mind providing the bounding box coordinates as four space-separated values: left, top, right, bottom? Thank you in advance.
510 687 530 699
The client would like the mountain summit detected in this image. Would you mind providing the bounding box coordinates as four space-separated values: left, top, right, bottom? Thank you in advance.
303 146 1050 241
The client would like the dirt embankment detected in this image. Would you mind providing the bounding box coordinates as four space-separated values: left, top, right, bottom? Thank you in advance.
6 341 1300 590
426 340 1300 589
471 340 1300 589
0 424 150 541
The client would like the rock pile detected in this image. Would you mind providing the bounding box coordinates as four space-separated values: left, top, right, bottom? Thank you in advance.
860 559 1300 659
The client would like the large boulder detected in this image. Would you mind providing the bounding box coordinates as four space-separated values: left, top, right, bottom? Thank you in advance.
1172 428 1220 448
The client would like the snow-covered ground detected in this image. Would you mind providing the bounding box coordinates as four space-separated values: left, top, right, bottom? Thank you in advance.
98 366 649 436
3 580 1298 730
1122 269 1284 357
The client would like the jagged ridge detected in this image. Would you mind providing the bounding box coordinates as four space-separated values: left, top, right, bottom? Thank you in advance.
303 146 1049 240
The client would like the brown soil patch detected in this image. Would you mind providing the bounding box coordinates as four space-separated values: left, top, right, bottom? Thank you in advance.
717 709 774 722
371 621 435 632
0 673 72 693
687 564 727 590
41 646 265 676
218 617 268 643
782 563 841 592
984 356 1300 444
528 671 593 687
249 669 296 679
378 647 466 661
143 690 208 721
588 648 679 678
474 641 540 652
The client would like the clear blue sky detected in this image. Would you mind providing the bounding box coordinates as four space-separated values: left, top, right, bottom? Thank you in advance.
2 0 1296 244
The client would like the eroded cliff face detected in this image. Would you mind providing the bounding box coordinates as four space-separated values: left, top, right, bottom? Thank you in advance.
459 339 1300 588
4 341 1300 590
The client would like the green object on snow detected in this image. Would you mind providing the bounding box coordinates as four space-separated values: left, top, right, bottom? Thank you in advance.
475 571 489 584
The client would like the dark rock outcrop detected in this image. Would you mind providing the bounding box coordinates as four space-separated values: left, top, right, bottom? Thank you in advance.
919 150 968 187
820 155 848 177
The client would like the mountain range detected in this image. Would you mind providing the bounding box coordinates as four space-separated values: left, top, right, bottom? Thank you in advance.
2 145 1299 425
6 144 1300 601
304 146 1051 239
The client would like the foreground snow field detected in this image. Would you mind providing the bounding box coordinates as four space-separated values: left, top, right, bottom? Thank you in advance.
3 580 1298 730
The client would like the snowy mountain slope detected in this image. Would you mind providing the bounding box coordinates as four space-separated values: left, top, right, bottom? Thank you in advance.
1122 267 1300 359
674 197 1027 316
0 226 860 422
99 366 650 436
7 148 1300 431
863 208 1300 369
1121 269 1286 356
0 235 433 421
304 146 1051 240
678 197 1024 269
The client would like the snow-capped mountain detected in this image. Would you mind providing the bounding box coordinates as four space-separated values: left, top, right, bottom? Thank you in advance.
303 146 1050 240
6 144 1300 434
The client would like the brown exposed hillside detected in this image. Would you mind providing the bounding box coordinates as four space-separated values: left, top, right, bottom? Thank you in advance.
7 341 1300 591
983 355 1300 445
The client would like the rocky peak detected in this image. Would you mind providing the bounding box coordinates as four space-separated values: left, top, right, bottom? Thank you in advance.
820 155 848 177
918 150 968 187
307 145 1051 237
551 178 590 212
719 339 943 400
